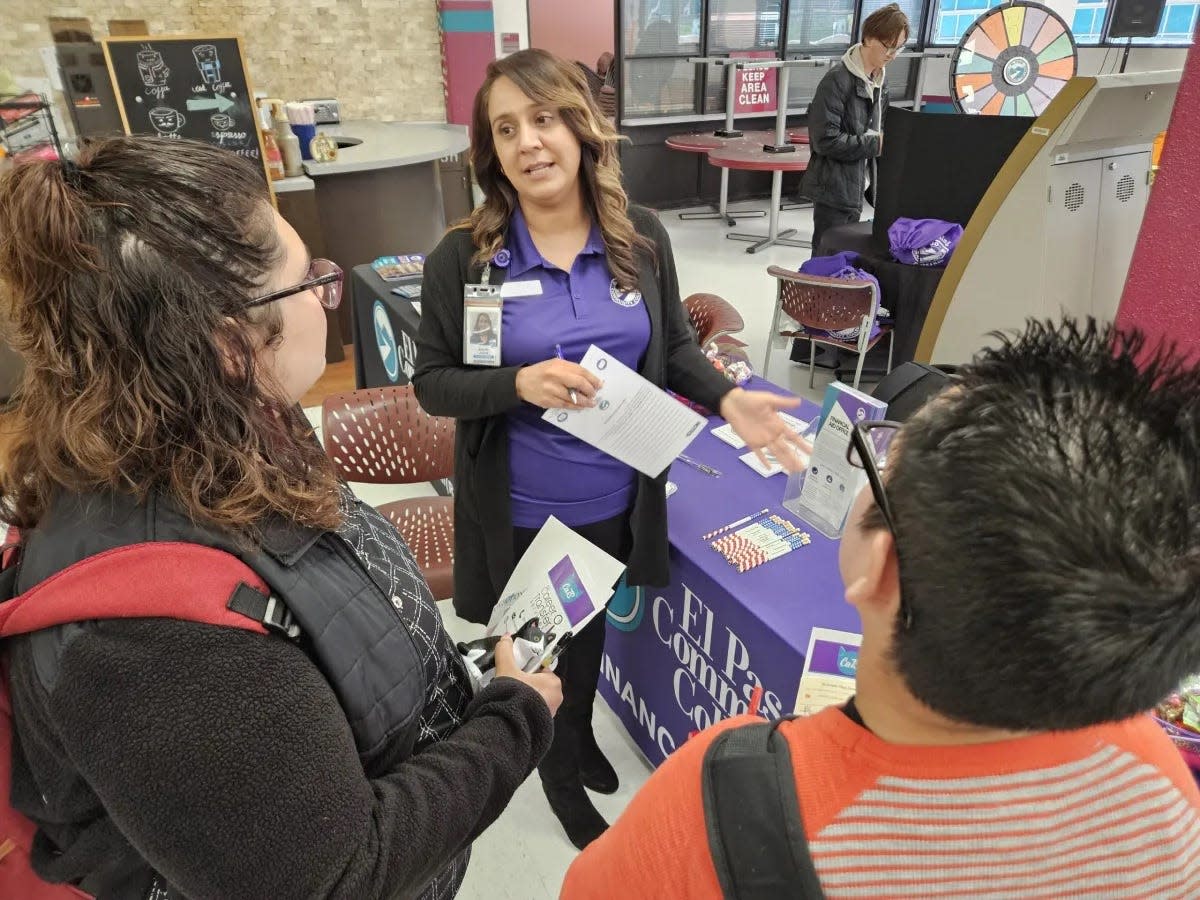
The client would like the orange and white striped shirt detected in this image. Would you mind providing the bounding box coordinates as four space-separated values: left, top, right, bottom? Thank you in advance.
562 708 1200 899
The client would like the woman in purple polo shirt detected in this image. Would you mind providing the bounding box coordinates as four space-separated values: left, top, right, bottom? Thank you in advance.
414 48 807 851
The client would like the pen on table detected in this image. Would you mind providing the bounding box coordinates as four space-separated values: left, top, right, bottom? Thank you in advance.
677 453 722 477
700 508 768 542
554 344 579 406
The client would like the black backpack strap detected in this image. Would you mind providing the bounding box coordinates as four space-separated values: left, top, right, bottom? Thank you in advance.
701 717 826 900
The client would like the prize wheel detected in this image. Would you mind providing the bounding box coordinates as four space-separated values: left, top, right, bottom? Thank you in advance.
950 2 1078 117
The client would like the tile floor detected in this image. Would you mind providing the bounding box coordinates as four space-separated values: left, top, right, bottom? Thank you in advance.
316 198 863 900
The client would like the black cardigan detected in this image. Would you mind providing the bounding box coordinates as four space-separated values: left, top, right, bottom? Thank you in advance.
413 206 734 624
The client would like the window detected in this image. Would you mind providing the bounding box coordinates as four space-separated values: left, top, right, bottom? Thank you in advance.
860 0 925 45
931 0 1199 45
620 0 944 117
623 0 702 118
1071 0 1108 42
787 0 856 50
623 0 702 55
932 0 1003 44
782 58 847 107
623 57 698 116
709 0 783 52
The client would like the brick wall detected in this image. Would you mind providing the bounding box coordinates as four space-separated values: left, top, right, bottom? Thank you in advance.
1 0 447 123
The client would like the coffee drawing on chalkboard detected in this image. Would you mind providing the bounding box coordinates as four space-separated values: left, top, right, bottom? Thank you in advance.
148 106 186 136
136 47 171 100
193 45 221 85
103 34 271 186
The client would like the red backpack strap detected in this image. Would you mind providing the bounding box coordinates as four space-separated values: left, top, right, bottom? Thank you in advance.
0 542 285 639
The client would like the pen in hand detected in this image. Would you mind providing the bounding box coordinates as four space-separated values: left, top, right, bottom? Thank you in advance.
555 344 579 407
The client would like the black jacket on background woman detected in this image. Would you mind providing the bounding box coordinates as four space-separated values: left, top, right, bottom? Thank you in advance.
804 61 890 212
414 206 734 624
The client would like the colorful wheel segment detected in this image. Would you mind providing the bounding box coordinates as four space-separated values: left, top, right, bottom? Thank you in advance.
950 2 1078 117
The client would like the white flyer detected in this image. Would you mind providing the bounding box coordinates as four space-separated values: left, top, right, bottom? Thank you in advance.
793 628 862 716
485 516 626 662
716 413 812 451
542 345 706 478
712 423 746 449
739 446 811 478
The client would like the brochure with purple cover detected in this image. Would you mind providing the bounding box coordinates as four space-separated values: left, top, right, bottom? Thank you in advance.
486 517 625 661
548 555 596 628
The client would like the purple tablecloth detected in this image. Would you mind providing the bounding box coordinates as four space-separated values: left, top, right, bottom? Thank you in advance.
598 378 862 766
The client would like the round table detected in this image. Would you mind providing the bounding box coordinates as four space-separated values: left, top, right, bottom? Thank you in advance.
665 129 778 153
665 130 778 226
707 143 811 253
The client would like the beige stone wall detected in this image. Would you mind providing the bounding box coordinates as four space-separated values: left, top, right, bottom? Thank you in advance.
1 1 446 123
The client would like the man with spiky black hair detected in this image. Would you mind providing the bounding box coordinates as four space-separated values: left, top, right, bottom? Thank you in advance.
564 319 1200 899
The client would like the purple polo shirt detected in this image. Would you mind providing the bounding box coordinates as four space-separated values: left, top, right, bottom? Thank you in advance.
501 207 651 529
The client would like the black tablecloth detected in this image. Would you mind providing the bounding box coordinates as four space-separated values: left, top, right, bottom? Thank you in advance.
788 250 944 379
859 253 944 366
350 265 422 389
347 265 453 497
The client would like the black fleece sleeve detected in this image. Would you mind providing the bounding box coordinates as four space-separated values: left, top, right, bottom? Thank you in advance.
412 232 525 420
809 75 879 163
644 214 737 413
47 618 552 900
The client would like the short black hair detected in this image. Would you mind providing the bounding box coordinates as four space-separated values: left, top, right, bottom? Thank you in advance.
875 319 1200 731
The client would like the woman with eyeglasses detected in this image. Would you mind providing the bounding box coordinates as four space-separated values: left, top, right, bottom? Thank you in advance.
0 136 560 900
804 3 909 252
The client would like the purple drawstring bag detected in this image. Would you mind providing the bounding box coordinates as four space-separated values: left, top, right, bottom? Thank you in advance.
888 218 963 267
797 253 883 342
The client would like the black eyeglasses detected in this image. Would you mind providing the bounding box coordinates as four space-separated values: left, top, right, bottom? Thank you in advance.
847 420 913 630
245 258 344 310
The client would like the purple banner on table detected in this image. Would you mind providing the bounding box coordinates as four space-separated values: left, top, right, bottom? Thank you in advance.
599 379 862 766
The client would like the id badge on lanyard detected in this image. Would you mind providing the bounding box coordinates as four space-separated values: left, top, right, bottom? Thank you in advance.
463 262 503 367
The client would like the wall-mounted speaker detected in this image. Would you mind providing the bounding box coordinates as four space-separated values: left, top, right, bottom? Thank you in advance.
1107 0 1167 39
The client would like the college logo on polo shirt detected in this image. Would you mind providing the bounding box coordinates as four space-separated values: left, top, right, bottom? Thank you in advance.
609 279 642 308
372 300 400 383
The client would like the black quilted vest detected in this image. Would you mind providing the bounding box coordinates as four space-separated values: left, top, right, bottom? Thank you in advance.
17 488 472 774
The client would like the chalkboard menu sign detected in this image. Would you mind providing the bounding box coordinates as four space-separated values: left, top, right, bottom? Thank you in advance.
102 35 270 184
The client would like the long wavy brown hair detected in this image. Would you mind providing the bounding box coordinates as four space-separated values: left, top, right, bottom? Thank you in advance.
0 136 342 539
466 48 654 290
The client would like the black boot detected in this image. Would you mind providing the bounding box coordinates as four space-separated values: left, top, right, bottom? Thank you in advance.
559 614 619 794
539 720 609 850
540 775 609 850
578 726 619 795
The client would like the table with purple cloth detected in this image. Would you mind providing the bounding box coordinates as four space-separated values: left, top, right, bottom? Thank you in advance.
598 378 861 766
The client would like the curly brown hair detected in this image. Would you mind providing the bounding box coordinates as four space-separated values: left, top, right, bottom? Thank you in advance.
0 136 342 539
465 48 654 291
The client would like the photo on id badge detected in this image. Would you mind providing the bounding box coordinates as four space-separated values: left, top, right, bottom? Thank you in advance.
464 297 502 366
